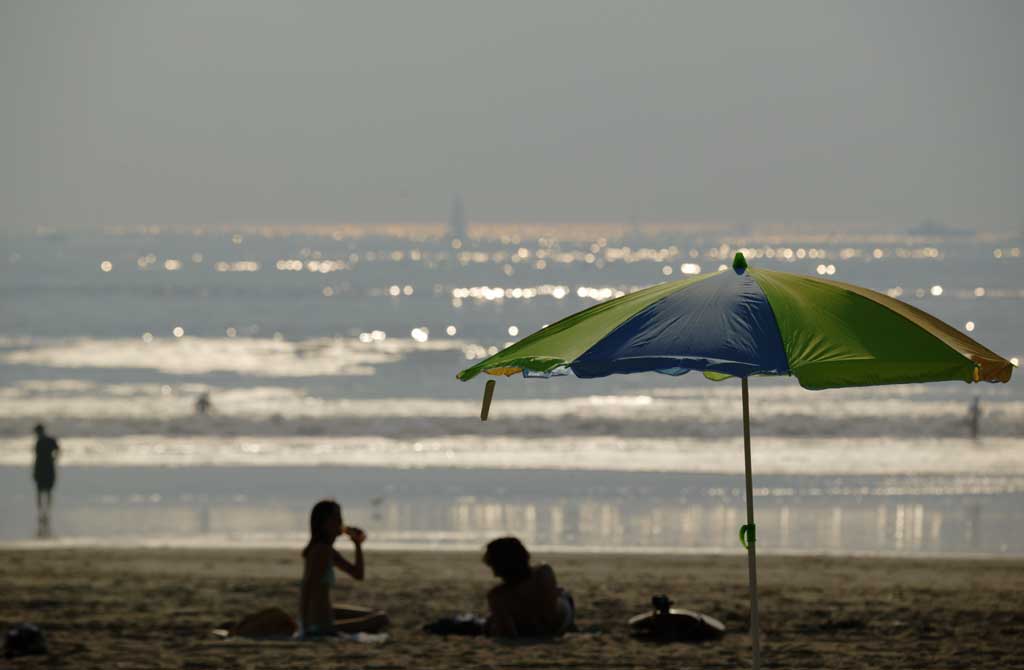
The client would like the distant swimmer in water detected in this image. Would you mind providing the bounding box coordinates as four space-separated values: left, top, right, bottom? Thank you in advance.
195 392 212 415
32 424 60 537
968 397 981 440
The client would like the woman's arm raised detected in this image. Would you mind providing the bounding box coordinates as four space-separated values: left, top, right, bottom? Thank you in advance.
332 527 365 581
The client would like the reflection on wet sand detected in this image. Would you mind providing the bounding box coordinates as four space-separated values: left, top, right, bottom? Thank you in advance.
10 489 1019 556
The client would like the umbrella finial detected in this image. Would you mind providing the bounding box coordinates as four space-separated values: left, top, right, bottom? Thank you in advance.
732 252 747 273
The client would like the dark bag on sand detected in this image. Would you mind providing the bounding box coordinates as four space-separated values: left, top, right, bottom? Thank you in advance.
5 623 47 658
231 607 298 638
629 595 725 643
423 614 487 636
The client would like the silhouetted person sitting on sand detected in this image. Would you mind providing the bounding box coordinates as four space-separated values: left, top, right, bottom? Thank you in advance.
214 500 388 639
298 499 389 636
32 424 59 537
483 537 575 637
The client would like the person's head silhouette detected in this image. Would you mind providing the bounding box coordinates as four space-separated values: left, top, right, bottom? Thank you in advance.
483 536 531 584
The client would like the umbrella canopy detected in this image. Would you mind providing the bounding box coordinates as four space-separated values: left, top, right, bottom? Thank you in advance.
457 253 1013 388
457 252 1013 669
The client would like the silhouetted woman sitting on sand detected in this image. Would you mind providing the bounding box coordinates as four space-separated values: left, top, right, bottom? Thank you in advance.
483 537 575 637
298 499 389 636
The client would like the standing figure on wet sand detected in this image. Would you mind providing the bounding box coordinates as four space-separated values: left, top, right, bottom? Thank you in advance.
32 424 59 537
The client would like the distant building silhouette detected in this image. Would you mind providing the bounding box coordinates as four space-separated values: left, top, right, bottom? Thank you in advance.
447 194 468 243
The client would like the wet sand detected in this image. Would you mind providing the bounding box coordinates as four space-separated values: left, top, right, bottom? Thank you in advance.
2 548 1022 669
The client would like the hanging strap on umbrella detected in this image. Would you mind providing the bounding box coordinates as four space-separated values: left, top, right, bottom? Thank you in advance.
480 379 496 421
739 523 756 550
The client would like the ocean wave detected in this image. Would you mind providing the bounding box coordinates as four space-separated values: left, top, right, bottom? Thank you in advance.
1 434 1022 476
0 336 465 377
1 381 1020 440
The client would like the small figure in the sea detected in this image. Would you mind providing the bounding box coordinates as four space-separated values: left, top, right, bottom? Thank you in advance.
32 424 60 537
298 499 389 636
483 536 575 637
968 396 981 440
195 392 212 415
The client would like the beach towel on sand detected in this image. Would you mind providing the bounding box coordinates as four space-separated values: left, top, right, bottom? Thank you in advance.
422 614 487 636
212 608 387 644
213 632 388 645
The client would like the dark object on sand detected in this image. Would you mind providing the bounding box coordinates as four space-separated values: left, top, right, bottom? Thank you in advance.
423 614 487 636
5 623 47 658
628 595 725 643
212 607 297 639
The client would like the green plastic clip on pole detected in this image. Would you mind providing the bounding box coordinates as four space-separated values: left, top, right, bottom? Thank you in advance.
480 379 496 421
739 523 756 550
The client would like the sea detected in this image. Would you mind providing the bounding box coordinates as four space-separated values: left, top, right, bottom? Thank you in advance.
1 222 1021 556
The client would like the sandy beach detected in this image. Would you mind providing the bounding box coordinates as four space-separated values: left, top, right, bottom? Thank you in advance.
2 547 1022 669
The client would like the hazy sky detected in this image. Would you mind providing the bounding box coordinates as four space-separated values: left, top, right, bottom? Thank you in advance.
2 0 1021 230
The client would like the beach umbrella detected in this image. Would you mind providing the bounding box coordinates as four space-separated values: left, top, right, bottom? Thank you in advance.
457 252 1013 669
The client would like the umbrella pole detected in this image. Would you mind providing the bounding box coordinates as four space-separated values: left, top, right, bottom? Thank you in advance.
742 376 761 669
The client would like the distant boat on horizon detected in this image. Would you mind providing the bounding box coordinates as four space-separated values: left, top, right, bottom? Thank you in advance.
905 219 974 237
